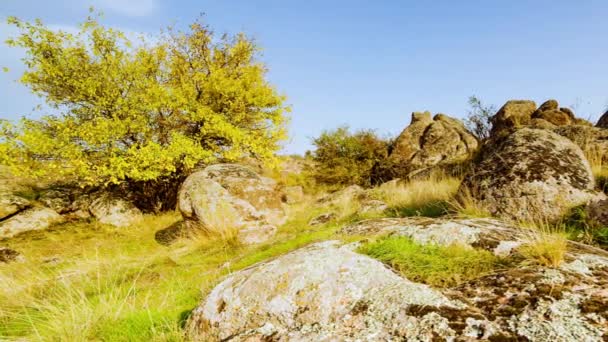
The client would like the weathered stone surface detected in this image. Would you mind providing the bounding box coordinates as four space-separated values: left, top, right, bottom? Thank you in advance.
341 217 525 255
187 241 461 341
0 207 63 239
490 100 537 136
460 128 603 222
308 212 336 226
596 110 608 128
552 125 608 158
587 198 608 227
38 189 72 214
0 194 30 220
282 185 304 204
491 99 592 137
89 194 143 228
376 112 478 181
0 247 24 263
358 199 388 214
178 164 285 244
188 237 608 341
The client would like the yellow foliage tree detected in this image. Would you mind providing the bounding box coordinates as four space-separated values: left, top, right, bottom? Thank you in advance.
1 15 289 210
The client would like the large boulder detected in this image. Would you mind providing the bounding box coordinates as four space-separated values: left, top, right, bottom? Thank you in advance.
375 112 478 181
187 237 608 341
0 194 31 220
459 128 603 222
0 206 63 239
89 194 143 228
178 164 286 244
186 240 461 341
597 110 608 128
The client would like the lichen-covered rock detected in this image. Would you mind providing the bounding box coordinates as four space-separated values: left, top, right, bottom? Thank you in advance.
587 198 608 227
552 125 608 159
459 128 603 222
440 264 608 341
358 199 388 214
375 112 478 181
186 241 462 341
282 185 304 204
0 207 63 239
38 189 73 214
178 164 285 244
340 217 524 256
154 221 187 246
308 212 336 226
0 194 30 220
596 110 608 128
89 194 143 228
0 247 24 263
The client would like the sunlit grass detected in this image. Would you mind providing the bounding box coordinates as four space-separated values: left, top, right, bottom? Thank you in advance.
358 236 504 287
0 206 341 341
369 172 461 217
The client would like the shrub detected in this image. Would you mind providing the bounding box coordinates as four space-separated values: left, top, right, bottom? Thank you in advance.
311 127 388 188
464 96 495 141
358 236 503 287
1 14 289 211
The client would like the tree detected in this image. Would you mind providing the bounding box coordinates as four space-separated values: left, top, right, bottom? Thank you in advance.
464 96 495 141
311 127 388 188
1 14 289 210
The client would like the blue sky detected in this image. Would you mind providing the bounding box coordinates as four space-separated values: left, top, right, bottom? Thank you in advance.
1 0 607 154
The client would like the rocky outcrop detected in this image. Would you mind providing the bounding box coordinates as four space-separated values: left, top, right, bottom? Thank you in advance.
375 112 479 182
186 240 462 341
490 100 538 136
0 194 31 220
459 128 603 222
340 217 525 256
491 99 591 137
178 164 286 244
89 194 143 228
0 206 63 239
597 110 608 128
187 236 608 341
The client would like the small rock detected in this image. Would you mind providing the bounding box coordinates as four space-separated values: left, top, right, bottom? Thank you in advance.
89 194 143 228
358 199 388 214
0 247 24 263
308 212 336 226
0 206 64 239
0 194 30 220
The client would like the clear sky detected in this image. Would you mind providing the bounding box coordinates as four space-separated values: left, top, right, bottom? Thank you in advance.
1 0 607 154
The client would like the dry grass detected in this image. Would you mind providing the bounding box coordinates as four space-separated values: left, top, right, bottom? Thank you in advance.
449 185 492 218
370 171 460 217
517 220 569 267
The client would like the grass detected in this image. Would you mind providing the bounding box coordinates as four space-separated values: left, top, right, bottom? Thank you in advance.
369 172 460 218
516 219 569 267
0 204 342 341
449 185 492 219
358 236 504 287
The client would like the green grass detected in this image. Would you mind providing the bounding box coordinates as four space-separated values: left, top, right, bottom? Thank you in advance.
0 205 342 341
358 236 505 287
